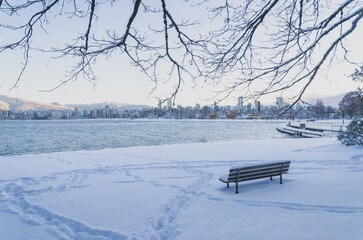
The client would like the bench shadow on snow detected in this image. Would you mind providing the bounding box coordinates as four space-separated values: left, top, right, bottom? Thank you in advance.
217 178 294 195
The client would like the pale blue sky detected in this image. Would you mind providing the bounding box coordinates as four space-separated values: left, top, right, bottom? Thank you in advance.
0 1 362 107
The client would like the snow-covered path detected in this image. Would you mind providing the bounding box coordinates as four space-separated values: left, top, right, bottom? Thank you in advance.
0 138 362 239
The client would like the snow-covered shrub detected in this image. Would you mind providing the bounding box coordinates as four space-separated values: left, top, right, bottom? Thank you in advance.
338 118 363 146
198 137 208 143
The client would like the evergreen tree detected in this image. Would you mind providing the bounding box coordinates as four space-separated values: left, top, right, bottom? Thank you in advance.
338 118 363 146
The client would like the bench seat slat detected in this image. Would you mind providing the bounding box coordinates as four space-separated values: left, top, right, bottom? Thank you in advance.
229 161 290 172
228 165 290 178
236 174 284 182
236 164 290 173
228 168 289 181
229 161 286 170
228 171 288 182
229 168 288 178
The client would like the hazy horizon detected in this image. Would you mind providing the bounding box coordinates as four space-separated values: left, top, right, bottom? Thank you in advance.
0 91 348 109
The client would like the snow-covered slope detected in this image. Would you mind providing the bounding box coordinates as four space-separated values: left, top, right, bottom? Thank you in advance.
0 95 73 112
0 95 149 112
0 100 9 110
65 102 149 110
0 138 362 239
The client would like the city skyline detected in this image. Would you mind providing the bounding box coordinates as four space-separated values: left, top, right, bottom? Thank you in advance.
0 91 349 112
0 93 346 121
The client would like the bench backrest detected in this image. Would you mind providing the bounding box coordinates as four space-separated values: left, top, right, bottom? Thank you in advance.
228 161 291 182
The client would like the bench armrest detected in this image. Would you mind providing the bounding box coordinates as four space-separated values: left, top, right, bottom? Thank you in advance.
219 174 229 183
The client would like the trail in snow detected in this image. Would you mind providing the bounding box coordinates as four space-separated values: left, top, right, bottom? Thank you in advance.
0 159 216 240
0 142 362 240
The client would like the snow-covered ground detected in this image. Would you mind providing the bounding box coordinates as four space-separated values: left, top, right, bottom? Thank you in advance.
0 138 362 240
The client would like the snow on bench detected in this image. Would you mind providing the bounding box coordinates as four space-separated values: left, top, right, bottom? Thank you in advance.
219 161 291 194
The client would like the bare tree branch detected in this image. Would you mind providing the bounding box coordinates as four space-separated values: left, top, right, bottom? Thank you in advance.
1 0 362 106
83 0 96 51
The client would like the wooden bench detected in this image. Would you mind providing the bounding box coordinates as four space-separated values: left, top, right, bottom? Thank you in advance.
219 161 291 194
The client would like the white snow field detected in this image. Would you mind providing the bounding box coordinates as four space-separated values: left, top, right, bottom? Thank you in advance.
0 138 362 240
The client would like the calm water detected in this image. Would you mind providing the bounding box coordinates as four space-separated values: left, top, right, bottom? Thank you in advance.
1 119 288 156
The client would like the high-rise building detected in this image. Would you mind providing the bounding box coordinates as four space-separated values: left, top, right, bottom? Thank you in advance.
238 96 243 106
167 99 172 109
255 101 261 113
101 108 106 118
92 109 98 118
158 100 162 109
238 96 243 113
247 103 252 113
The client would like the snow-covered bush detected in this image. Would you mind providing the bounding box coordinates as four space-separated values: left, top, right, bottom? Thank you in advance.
338 118 363 146
198 137 208 143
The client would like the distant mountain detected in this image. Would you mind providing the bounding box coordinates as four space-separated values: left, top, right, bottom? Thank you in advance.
119 105 150 111
65 102 149 110
304 93 346 107
0 95 73 112
0 100 9 110
0 95 150 112
51 102 62 106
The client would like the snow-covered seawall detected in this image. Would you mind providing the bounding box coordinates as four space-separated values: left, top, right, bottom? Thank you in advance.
0 138 362 239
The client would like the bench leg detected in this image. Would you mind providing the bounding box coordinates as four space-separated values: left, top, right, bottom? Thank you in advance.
235 182 239 194
270 176 272 181
227 183 229 188
280 174 282 184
